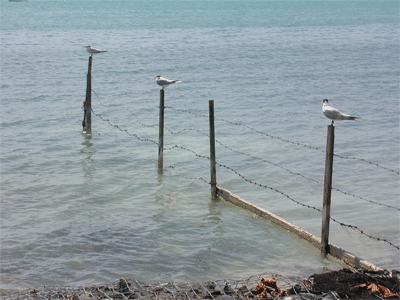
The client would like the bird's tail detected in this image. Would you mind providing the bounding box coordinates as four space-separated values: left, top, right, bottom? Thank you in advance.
347 116 361 120
173 80 181 83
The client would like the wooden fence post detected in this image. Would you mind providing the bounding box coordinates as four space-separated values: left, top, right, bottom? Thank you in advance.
158 89 165 173
321 124 335 254
83 56 92 135
209 100 217 197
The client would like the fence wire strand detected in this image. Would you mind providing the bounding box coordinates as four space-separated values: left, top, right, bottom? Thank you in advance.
164 126 399 211
93 90 159 128
166 165 210 184
165 106 400 175
91 109 159 145
213 159 400 250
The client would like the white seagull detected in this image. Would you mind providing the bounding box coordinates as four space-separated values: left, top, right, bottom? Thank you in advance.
155 76 181 90
322 99 360 125
83 45 107 56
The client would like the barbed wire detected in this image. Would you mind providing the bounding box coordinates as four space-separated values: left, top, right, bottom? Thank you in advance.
165 126 196 135
89 103 398 212
90 103 399 250
166 165 210 184
331 187 400 211
87 96 399 175
215 161 324 213
164 127 400 211
92 90 120 108
90 110 208 163
91 128 101 136
91 109 159 145
92 90 159 128
165 106 400 175
329 217 400 251
212 160 400 250
215 139 400 211
90 97 399 176
164 142 400 250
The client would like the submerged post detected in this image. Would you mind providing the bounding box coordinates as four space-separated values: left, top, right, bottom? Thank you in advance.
158 89 165 173
321 124 335 255
209 100 217 197
83 56 93 135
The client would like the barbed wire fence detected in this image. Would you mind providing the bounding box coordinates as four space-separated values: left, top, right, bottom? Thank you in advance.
9 58 394 300
165 126 400 211
86 90 400 253
165 106 400 175
5 91 393 299
91 91 400 175
86 92 400 250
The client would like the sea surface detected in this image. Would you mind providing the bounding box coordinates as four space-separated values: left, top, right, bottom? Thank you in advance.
1 0 399 291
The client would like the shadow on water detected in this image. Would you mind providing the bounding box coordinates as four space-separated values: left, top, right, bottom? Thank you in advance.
80 134 97 182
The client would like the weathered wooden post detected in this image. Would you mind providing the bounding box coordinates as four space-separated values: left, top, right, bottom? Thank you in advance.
321 124 335 254
158 89 165 173
209 100 217 197
83 56 93 135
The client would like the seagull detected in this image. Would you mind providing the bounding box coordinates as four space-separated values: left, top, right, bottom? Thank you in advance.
155 76 181 90
83 45 107 56
322 99 360 125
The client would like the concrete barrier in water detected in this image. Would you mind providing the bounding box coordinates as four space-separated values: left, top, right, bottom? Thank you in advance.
217 186 382 272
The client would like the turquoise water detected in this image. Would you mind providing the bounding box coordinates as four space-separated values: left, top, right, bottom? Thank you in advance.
1 0 399 290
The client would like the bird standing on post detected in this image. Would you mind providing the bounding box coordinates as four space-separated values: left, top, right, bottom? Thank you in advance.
155 76 181 90
322 99 360 125
83 45 108 56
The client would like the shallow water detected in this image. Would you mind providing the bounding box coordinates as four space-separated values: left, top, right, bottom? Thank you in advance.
1 0 399 290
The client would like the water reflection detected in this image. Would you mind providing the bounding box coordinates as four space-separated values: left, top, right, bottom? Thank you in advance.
207 197 222 223
80 136 97 182
207 197 224 238
157 168 164 184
